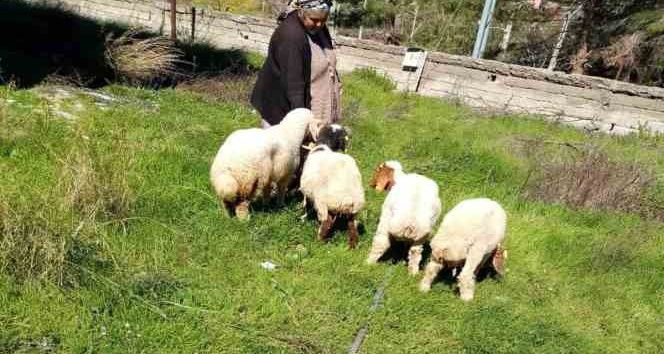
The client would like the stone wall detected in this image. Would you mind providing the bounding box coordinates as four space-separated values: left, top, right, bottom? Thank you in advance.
26 0 664 134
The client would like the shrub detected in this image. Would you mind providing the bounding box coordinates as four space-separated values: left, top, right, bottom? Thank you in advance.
526 146 659 218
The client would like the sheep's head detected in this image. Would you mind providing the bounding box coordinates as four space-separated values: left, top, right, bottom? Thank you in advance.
369 163 395 192
491 248 507 276
316 124 350 152
369 161 402 192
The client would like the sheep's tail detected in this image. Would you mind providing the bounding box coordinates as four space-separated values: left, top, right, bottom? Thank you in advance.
211 172 239 202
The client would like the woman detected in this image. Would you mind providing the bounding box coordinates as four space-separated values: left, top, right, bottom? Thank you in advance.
251 0 341 137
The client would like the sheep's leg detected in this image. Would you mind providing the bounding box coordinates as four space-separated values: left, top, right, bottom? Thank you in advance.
347 215 359 250
457 246 488 301
223 201 234 217
234 200 251 220
419 260 443 292
299 197 309 221
407 244 424 275
275 178 290 206
318 215 336 242
366 219 390 264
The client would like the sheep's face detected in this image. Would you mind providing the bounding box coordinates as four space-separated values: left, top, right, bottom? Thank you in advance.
369 163 395 192
316 124 350 152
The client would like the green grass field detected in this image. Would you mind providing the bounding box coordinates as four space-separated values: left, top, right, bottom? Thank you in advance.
1 69 663 353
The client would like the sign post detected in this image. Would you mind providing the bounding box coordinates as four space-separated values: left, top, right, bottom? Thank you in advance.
401 47 428 93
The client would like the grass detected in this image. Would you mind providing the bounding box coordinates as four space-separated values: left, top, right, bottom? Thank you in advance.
1 67 663 353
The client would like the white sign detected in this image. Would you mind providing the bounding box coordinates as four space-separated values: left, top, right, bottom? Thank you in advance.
402 48 427 72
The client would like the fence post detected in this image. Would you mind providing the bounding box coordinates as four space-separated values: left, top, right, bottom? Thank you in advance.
547 4 582 71
191 6 196 42
170 0 177 41
358 0 368 39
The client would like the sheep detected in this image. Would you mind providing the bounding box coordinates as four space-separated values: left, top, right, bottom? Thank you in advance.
299 128 364 249
419 198 507 301
209 108 313 219
366 161 442 275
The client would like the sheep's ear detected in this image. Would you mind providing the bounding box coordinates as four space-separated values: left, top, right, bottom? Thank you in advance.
384 179 395 191
492 248 506 276
344 126 352 136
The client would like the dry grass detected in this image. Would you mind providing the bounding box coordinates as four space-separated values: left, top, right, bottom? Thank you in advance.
58 128 136 221
604 32 644 80
0 199 68 284
105 29 189 84
175 73 255 103
526 146 657 217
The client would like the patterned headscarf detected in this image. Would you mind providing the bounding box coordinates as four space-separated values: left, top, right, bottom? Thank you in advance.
293 0 332 12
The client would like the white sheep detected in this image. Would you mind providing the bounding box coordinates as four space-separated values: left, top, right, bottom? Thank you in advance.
299 141 365 249
419 198 507 301
366 161 442 275
210 108 313 219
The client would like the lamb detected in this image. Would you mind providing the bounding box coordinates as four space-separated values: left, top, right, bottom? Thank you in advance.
299 125 364 249
366 161 442 275
209 108 313 219
419 198 507 301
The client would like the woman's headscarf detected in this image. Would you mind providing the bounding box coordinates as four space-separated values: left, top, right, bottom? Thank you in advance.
294 0 332 11
279 0 333 23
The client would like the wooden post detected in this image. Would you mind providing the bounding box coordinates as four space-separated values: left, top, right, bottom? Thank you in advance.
500 22 512 51
170 0 177 41
358 0 369 39
332 2 340 37
191 6 196 42
547 4 582 71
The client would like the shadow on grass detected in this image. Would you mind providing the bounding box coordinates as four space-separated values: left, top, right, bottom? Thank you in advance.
0 0 258 88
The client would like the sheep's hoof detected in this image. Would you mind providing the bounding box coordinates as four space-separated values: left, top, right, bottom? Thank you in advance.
408 268 420 276
235 201 251 220
347 216 359 250
419 283 431 293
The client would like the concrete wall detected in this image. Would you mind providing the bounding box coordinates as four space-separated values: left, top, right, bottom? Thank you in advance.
27 0 664 134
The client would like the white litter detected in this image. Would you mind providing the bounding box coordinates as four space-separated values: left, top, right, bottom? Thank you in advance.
260 261 277 271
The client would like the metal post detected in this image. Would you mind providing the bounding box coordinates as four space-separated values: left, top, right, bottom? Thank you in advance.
170 0 177 41
472 0 497 58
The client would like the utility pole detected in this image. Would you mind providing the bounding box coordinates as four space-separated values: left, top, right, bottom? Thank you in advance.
170 0 177 41
471 0 497 59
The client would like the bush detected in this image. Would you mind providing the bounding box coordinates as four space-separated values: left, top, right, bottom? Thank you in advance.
526 146 659 219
